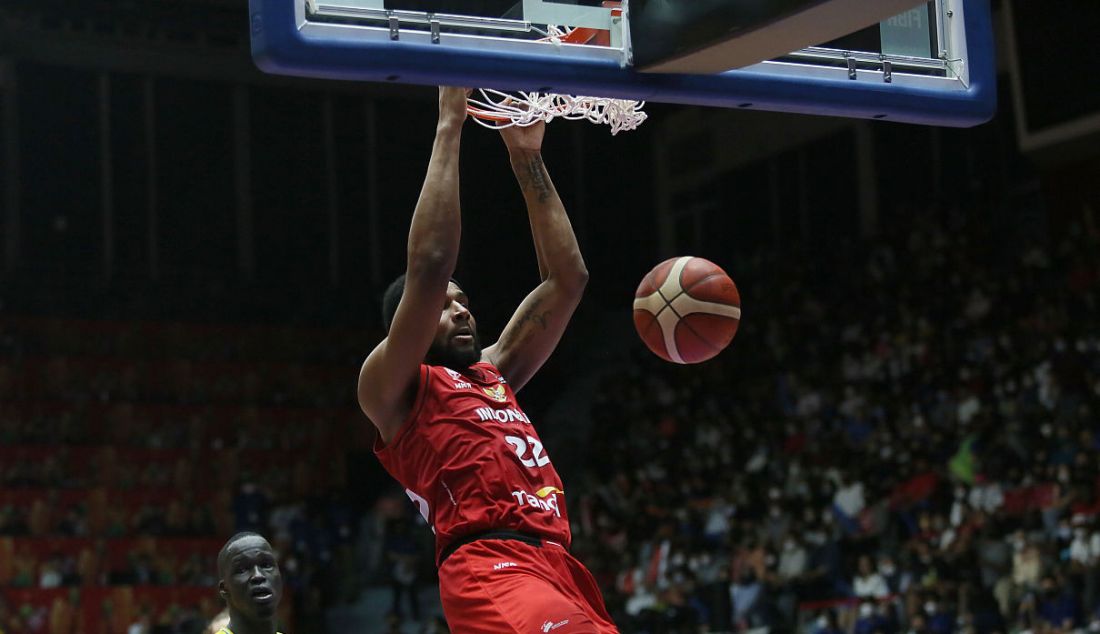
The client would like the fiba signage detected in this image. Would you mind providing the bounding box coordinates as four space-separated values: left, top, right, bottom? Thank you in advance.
880 4 933 59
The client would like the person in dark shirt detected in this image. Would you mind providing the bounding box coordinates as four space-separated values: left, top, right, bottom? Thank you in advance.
1036 574 1079 631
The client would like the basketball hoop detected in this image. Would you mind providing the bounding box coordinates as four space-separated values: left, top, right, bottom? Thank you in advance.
465 23 647 135
467 89 647 135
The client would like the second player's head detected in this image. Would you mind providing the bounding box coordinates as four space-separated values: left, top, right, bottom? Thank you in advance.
217 532 283 628
382 274 482 371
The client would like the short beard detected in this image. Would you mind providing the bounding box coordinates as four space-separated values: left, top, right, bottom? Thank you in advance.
426 333 483 371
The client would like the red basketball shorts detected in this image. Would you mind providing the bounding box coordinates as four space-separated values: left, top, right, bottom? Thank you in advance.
438 538 619 633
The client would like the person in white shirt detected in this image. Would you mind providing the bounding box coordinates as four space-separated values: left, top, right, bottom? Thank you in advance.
777 537 809 582
1070 527 1091 566
852 554 889 599
833 475 866 532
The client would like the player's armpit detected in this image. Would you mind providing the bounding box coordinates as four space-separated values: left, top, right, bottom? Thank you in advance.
483 274 586 392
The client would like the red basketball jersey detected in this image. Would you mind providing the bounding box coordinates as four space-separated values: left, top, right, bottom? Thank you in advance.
374 361 571 564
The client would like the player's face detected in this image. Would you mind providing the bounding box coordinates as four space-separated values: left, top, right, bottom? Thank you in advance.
219 536 283 622
427 282 482 370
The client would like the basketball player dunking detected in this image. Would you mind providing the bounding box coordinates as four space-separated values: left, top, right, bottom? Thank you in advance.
358 86 618 633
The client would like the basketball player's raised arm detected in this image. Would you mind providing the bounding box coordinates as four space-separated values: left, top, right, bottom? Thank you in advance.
358 87 468 440
483 122 588 392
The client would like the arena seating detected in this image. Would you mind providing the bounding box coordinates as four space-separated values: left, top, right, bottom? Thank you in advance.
347 209 1100 633
0 319 370 631
6 209 1100 633
564 214 1100 633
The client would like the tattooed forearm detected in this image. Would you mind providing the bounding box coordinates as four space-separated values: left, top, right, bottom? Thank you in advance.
516 298 551 331
518 154 553 203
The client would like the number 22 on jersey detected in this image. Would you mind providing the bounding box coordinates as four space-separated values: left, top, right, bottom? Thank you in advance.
505 434 551 468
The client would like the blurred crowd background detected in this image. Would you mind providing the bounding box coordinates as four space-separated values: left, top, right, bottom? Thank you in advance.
2 1 1100 633
360 209 1100 634
572 213 1100 634
0 320 371 632
6 206 1100 633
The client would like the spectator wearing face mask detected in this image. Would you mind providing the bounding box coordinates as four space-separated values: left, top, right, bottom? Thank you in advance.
920 595 954 634
854 555 890 600
812 609 845 634
853 601 892 634
877 554 905 594
763 490 790 546
777 535 809 584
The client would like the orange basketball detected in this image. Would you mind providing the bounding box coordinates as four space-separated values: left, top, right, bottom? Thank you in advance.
633 256 742 364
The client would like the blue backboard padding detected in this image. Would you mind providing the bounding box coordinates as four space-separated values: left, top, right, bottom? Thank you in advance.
249 0 995 127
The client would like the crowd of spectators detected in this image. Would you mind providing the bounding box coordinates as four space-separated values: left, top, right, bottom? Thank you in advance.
0 319 370 632
565 208 1100 633
350 204 1100 634
6 197 1100 634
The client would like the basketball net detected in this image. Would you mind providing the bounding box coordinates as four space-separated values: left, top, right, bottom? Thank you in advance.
466 24 647 135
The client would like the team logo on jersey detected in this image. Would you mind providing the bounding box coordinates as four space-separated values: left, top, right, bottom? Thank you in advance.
482 384 507 402
511 487 563 517
443 368 472 389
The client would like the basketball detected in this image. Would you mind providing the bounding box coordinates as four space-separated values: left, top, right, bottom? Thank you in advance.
633 256 741 364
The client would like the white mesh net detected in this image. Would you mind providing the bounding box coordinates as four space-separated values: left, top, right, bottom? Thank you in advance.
464 25 647 135
467 89 647 135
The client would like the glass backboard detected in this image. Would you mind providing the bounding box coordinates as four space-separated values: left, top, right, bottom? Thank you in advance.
249 0 995 126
